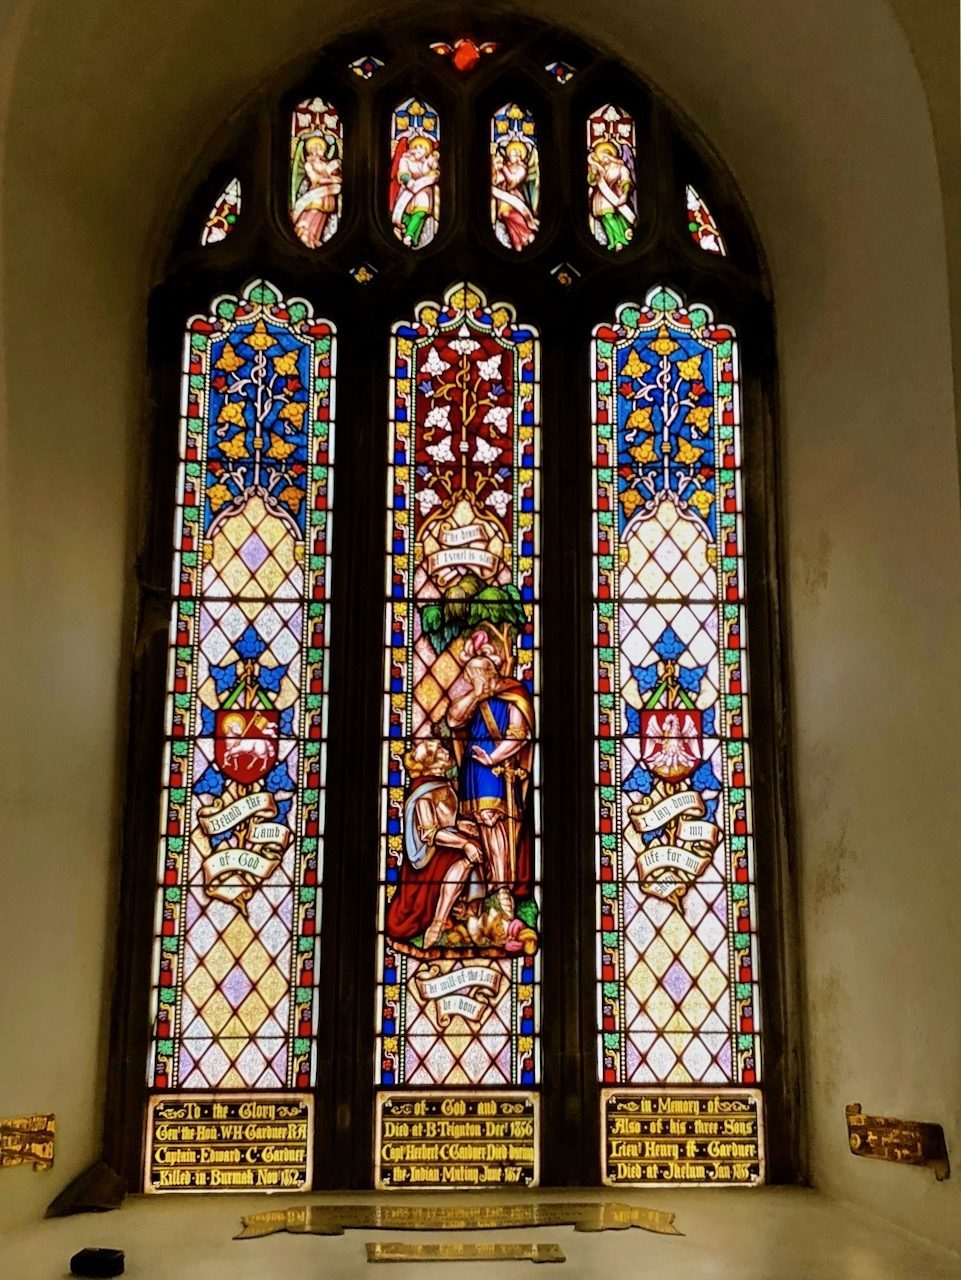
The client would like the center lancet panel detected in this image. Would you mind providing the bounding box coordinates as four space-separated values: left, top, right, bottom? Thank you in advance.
375 283 541 1189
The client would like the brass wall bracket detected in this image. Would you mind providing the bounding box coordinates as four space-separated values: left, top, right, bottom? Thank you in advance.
846 1103 949 1181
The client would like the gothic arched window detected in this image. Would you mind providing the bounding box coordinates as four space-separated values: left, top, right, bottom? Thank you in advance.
110 17 794 1194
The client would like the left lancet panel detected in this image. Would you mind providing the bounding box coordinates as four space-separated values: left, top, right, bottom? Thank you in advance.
146 281 335 1189
290 97 343 248
202 179 241 246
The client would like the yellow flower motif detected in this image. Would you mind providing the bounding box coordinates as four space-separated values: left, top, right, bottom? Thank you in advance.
278 485 303 513
689 488 714 518
395 420 409 439
620 489 642 516
675 438 704 465
278 400 307 426
219 434 249 459
629 439 657 464
391 693 405 710
217 401 246 427
706 545 717 566
686 405 713 434
207 482 232 512
649 326 679 357
383 1037 399 1055
397 338 413 357
492 307 510 329
622 350 651 379
214 342 245 372
245 319 274 351
519 425 533 440
518 340 533 359
385 986 400 1003
677 354 703 382
450 286 480 312
273 350 299 376
421 306 439 329
266 435 296 459
396 379 410 397
518 1036 533 1054
626 406 653 432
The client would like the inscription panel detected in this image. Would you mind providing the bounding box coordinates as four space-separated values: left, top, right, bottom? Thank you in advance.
602 1088 764 1186
375 1091 538 1189
145 1094 312 1192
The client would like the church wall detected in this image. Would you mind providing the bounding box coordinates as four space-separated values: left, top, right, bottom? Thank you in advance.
1 0 959 1252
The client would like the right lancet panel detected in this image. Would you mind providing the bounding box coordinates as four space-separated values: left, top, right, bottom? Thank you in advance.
686 185 726 256
592 288 763 1186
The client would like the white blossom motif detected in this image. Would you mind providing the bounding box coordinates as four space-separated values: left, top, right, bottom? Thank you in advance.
485 489 513 517
449 324 480 356
483 405 511 433
424 405 452 432
422 348 447 378
476 353 502 383
427 437 456 463
417 489 442 515
473 438 501 464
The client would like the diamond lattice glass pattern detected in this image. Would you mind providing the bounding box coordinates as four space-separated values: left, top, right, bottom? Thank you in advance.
592 287 760 1090
148 280 335 1095
376 282 541 1092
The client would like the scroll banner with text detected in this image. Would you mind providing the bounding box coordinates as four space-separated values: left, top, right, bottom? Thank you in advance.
197 791 292 908
375 1092 538 1190
601 1088 764 1186
625 791 720 902
415 965 507 1029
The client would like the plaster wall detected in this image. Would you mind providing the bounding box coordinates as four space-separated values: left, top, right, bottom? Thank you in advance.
1 0 960 1256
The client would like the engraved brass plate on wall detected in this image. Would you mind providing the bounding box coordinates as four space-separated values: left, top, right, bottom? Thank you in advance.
145 1094 312 1192
846 1103 949 1181
367 1242 566 1264
0 1113 55 1171
236 1200 682 1239
602 1088 764 1186
375 1091 538 1189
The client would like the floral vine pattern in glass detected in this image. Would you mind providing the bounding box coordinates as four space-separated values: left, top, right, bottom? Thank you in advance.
490 104 540 252
377 282 541 1091
592 287 759 1090
686 185 726 255
587 106 637 252
148 280 335 1098
289 97 343 249
389 99 440 249
201 178 241 246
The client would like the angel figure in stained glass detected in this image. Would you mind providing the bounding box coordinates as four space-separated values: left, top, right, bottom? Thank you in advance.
390 134 439 247
491 139 539 251
291 134 342 248
588 139 635 250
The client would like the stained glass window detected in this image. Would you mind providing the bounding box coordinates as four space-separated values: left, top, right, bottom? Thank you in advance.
375 282 541 1182
687 185 726 255
146 280 334 1178
128 19 781 1195
490 104 540 251
592 287 762 1184
289 97 343 249
201 178 241 246
587 107 637 252
389 99 440 249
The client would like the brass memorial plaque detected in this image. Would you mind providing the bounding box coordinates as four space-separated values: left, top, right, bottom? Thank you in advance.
0 1113 55 1171
145 1093 312 1192
602 1088 764 1186
236 1200 682 1238
367 1242 566 1264
846 1103 949 1181
375 1091 538 1189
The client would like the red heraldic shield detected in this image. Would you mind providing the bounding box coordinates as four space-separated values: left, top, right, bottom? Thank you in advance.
641 708 703 782
215 708 280 785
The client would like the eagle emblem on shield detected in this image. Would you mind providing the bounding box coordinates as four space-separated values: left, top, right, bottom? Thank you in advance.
214 708 280 785
641 709 702 782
